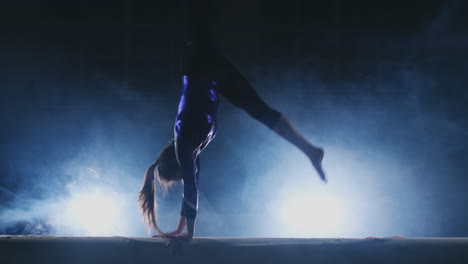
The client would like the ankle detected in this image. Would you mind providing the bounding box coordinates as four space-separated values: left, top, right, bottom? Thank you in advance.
305 144 322 156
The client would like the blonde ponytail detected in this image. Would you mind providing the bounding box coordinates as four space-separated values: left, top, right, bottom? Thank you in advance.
138 163 165 235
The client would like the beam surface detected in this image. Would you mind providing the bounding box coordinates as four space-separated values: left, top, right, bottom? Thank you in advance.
1 236 468 264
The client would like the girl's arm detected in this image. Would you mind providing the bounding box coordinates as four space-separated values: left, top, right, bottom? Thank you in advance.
185 217 195 238
175 143 199 239
179 163 198 239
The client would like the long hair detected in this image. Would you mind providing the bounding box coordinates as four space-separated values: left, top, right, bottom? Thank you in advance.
138 162 164 235
138 141 180 235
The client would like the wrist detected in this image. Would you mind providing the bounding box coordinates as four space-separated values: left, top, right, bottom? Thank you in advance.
183 232 194 240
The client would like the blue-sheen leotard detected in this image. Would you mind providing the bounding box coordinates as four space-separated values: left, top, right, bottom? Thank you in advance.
174 0 281 219
174 42 281 219
174 43 220 219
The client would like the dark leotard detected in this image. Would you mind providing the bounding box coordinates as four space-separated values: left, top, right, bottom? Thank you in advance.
174 41 281 219
175 0 281 219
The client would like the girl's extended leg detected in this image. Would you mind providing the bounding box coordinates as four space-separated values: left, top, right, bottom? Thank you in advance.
218 69 326 182
272 114 326 182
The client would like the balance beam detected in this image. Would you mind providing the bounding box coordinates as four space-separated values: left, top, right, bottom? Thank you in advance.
1 236 468 264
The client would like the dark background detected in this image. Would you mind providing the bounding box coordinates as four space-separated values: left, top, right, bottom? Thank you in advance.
0 0 467 237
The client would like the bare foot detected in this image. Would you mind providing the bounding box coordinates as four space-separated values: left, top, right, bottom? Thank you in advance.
307 146 327 183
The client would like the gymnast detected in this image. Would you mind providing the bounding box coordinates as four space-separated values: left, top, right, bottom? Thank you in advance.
138 0 326 245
